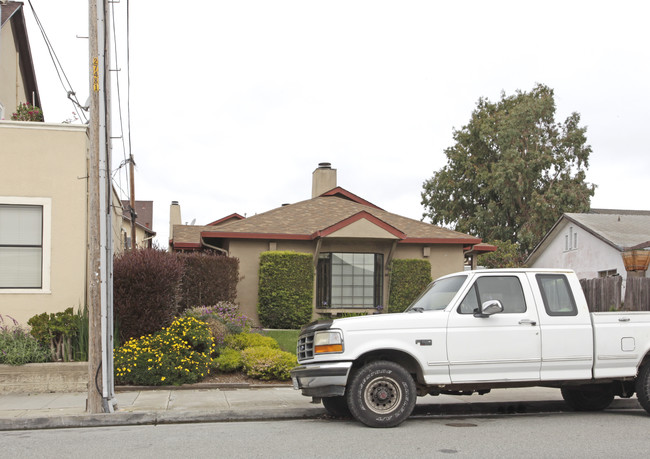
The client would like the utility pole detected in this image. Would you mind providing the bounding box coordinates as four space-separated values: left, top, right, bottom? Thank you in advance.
129 154 136 249
87 0 116 414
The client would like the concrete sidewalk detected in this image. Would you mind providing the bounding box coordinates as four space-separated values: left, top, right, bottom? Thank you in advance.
0 385 643 431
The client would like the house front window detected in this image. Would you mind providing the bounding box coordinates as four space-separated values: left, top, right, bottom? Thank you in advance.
0 197 50 292
0 204 43 288
317 252 383 309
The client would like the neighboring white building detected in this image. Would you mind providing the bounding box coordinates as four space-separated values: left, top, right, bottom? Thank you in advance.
526 210 650 295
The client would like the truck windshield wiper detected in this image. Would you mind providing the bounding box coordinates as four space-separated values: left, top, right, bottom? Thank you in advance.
409 307 425 313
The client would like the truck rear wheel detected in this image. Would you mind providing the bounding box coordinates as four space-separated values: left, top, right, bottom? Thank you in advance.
322 396 351 417
561 384 614 411
346 360 416 428
635 363 650 414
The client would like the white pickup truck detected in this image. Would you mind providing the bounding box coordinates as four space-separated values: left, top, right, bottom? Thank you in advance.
290 269 650 427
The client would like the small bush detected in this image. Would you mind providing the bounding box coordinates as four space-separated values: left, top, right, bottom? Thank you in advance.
214 348 243 372
0 314 51 365
27 307 79 361
241 346 297 381
258 251 314 329
224 332 280 351
114 317 215 386
114 248 184 341
182 302 253 346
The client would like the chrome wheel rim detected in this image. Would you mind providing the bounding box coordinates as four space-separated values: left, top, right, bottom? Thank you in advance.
363 376 402 414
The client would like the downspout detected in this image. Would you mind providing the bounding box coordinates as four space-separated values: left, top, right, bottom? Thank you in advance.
201 236 229 255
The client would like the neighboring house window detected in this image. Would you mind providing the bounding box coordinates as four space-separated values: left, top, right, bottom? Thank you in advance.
564 226 578 252
0 198 51 291
316 253 383 308
0 102 4 119
598 269 618 278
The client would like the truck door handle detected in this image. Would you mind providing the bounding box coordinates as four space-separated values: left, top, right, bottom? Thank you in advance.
518 319 537 326
618 317 630 322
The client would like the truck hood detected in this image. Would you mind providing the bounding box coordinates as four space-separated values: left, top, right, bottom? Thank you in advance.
331 311 447 332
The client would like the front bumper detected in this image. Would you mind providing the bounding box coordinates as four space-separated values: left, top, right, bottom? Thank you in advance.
290 361 353 397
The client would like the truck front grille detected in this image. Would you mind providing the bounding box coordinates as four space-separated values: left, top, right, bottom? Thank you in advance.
297 332 314 361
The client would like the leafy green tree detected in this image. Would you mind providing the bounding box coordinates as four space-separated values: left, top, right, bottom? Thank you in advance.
477 240 524 269
421 84 595 255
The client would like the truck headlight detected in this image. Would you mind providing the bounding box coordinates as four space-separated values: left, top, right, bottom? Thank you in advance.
314 330 344 354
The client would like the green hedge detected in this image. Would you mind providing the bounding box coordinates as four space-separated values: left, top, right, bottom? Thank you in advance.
257 251 314 329
388 259 432 313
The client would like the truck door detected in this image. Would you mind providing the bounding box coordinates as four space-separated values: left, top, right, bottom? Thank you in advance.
447 273 541 383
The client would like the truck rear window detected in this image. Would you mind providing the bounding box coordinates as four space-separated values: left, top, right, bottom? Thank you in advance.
536 274 578 316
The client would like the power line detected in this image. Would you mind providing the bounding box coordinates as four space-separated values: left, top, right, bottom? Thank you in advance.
26 0 87 123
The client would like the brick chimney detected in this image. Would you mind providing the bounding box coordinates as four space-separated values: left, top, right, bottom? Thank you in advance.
312 162 337 198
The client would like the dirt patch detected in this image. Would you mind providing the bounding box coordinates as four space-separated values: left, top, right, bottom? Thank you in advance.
201 372 291 386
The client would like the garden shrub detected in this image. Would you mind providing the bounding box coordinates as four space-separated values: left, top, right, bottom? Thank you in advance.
113 248 184 341
178 252 239 311
388 259 432 313
27 307 79 361
0 314 50 365
258 251 314 329
224 332 280 351
214 348 243 373
114 317 215 386
241 346 297 381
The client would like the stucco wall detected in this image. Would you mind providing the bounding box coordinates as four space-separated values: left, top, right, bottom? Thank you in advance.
0 122 88 325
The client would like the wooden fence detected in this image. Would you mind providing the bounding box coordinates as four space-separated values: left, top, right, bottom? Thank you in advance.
580 277 622 312
580 276 650 312
624 278 650 311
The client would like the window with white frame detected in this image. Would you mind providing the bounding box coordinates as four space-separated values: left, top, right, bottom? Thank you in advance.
0 198 51 291
564 226 578 252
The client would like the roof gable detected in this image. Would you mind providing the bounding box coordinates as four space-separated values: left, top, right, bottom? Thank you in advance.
317 211 405 239
1 2 40 109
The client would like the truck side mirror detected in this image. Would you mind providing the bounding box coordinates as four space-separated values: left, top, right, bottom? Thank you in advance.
474 299 504 318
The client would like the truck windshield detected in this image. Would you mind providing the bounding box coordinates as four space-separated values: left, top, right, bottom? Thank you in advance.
406 275 467 312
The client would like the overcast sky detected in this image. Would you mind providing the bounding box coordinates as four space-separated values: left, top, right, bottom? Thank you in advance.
23 0 650 246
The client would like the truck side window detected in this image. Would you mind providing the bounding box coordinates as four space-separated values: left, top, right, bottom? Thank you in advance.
536 274 578 316
458 276 526 314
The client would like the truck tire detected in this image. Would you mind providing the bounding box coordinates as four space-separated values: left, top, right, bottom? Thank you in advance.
346 360 416 428
322 396 351 417
561 384 614 411
635 363 650 414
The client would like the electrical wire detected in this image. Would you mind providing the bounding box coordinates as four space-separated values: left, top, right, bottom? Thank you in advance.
26 0 87 123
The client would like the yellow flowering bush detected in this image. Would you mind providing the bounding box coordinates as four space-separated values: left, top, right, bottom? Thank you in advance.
114 317 215 386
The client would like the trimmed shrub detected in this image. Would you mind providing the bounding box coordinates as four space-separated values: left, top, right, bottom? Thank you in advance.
0 314 50 365
178 252 239 311
114 317 215 386
224 332 280 351
388 259 432 313
114 248 184 342
214 348 243 372
258 251 314 329
241 346 297 381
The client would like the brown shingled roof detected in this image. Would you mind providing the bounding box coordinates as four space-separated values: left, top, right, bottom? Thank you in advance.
172 192 479 246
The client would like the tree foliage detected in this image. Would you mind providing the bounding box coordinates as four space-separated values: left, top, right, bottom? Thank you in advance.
421 84 595 255
477 240 525 269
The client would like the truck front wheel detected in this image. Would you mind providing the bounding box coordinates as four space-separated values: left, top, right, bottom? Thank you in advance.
561 384 614 411
322 396 351 417
636 363 650 414
346 360 416 428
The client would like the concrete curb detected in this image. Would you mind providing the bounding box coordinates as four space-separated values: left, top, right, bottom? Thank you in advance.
0 407 323 432
0 397 641 432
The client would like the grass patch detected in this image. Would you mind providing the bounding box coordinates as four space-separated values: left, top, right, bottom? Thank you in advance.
261 329 300 355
